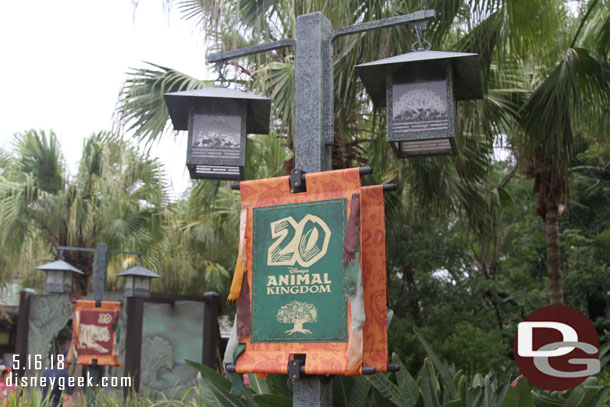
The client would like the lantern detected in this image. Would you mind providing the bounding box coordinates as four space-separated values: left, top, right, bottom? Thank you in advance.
36 259 84 294
117 266 160 298
164 87 271 180
356 50 482 157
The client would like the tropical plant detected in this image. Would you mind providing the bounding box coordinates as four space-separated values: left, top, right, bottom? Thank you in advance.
109 0 610 374
114 0 535 312
184 330 610 407
0 130 166 293
517 0 610 305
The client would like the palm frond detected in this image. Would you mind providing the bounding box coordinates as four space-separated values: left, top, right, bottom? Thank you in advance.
521 46 610 204
116 63 205 145
12 130 64 193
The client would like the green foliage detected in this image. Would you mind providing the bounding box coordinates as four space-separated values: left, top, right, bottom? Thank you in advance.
179 333 610 406
439 322 510 380
3 2 610 397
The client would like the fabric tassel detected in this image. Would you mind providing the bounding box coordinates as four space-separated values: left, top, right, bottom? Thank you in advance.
228 207 248 302
345 248 366 375
236 271 251 337
343 193 365 374
228 344 247 396
227 245 245 302
223 315 239 368
343 194 360 265
224 316 249 396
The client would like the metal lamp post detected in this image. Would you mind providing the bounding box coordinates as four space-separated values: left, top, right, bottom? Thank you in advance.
37 244 154 406
166 8 483 407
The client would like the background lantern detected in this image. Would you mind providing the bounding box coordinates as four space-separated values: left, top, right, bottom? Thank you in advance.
117 265 161 298
164 87 271 180
356 50 482 157
36 259 84 294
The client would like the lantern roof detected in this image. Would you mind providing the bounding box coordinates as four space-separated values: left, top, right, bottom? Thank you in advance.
117 266 161 279
356 50 483 107
36 259 85 275
164 87 271 134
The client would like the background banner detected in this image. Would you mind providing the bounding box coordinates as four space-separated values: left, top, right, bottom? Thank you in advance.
72 300 121 366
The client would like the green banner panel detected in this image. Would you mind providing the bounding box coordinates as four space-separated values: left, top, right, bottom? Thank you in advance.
251 198 347 342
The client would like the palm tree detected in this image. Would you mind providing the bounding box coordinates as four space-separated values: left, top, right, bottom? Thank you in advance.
518 1 610 305
0 130 167 294
116 0 610 306
116 0 518 217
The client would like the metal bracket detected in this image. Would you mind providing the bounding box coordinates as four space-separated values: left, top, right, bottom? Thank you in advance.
288 359 302 380
290 168 307 193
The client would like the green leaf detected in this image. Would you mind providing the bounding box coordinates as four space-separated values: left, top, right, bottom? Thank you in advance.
457 375 469 407
333 375 353 407
472 373 484 388
421 359 441 407
415 329 458 399
563 379 589 407
253 394 293 407
348 376 370 407
532 398 562 407
576 377 610 407
266 374 293 397
392 353 419 407
366 373 403 407
502 376 534 407
248 373 270 395
186 359 252 407
579 387 609 407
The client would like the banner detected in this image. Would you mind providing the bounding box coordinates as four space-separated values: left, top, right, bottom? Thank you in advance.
71 300 121 366
229 168 388 375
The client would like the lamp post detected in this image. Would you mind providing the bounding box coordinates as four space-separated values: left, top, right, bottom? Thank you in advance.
166 8 481 407
38 244 153 405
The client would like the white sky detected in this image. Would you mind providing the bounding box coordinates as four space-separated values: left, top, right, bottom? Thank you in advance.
0 0 209 199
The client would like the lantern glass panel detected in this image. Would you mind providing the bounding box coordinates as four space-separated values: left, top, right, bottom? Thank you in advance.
45 270 65 294
186 100 246 180
123 275 135 297
133 276 151 297
63 271 73 293
191 113 241 159
387 62 457 157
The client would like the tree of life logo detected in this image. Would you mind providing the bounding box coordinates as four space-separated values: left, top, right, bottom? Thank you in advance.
267 214 331 268
514 305 600 390
276 300 318 336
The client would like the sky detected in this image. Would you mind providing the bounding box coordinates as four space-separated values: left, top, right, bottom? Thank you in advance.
0 0 209 199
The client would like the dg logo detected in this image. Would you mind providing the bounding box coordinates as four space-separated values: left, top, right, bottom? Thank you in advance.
514 305 600 391
267 215 331 268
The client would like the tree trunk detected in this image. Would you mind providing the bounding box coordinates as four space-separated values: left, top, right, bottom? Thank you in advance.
293 320 304 332
545 200 563 305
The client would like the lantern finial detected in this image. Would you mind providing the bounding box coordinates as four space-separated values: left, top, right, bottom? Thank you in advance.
213 62 230 89
411 20 431 52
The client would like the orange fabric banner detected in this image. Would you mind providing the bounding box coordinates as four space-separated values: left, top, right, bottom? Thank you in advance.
361 185 389 372
72 300 121 366
232 168 388 375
